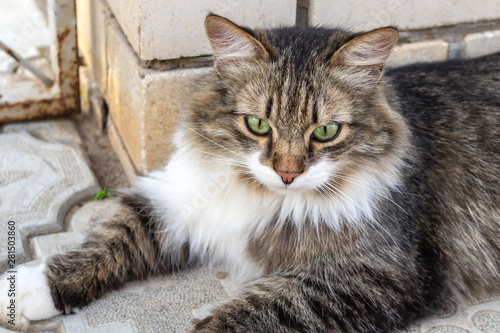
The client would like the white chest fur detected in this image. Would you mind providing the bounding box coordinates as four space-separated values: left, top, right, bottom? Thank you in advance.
136 143 387 282
137 148 272 281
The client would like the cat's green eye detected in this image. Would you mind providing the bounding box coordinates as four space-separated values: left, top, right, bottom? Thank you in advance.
246 116 271 135
312 123 341 142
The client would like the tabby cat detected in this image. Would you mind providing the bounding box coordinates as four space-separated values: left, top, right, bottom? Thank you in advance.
1 14 500 333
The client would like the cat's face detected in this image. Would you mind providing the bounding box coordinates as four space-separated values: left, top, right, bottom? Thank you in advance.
188 15 409 197
231 61 354 193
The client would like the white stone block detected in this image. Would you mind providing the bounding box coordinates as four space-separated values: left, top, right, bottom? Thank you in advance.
386 40 449 68
309 0 500 31
105 0 297 60
465 30 500 58
104 15 214 173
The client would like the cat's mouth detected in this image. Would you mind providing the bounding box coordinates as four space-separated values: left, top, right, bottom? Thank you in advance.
270 170 326 193
245 153 333 193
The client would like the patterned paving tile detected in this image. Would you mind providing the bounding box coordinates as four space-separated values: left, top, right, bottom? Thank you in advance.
0 120 99 271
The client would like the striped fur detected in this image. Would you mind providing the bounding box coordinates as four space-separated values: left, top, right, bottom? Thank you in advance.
45 190 191 313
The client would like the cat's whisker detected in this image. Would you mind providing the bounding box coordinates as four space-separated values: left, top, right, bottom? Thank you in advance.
323 180 371 217
240 178 264 189
324 181 374 223
329 178 403 244
312 185 341 215
363 216 398 246
330 169 398 191
321 182 389 242
332 172 397 198
324 180 397 245
178 122 247 159
320 182 355 219
320 186 346 210
312 187 332 202
187 149 265 190
330 173 410 216
233 171 266 189
370 205 415 234
189 149 250 168
335 166 424 197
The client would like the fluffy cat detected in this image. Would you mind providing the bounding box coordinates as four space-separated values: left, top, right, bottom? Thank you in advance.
1 14 500 332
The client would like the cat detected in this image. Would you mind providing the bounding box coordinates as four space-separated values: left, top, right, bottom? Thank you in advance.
1 13 500 332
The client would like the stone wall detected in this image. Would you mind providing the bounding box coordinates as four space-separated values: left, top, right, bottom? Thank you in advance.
76 0 500 176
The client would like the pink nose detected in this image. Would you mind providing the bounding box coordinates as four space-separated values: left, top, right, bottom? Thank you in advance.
275 170 302 185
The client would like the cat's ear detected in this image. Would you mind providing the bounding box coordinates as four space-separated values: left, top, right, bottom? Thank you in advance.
329 28 398 82
205 15 270 76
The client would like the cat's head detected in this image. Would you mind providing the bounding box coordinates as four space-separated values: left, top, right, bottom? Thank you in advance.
184 15 409 197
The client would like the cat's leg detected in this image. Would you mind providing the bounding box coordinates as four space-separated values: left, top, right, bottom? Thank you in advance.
0 191 188 329
193 270 422 333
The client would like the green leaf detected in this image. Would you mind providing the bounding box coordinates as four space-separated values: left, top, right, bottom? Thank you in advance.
92 188 115 201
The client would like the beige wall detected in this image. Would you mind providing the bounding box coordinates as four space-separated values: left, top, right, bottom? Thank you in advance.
107 0 296 60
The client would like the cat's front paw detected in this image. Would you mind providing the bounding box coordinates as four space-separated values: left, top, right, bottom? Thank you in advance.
0 260 61 330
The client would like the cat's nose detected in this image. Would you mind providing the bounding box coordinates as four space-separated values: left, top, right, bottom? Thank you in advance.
275 170 302 185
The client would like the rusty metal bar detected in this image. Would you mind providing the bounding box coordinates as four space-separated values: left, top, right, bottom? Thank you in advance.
0 0 80 122
0 40 55 87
